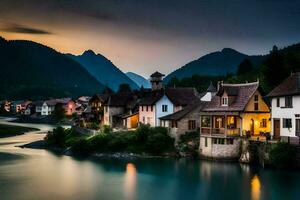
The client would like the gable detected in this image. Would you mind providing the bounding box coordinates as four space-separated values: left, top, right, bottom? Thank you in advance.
244 90 270 112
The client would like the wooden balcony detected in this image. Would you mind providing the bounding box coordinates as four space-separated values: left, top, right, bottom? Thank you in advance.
201 127 240 136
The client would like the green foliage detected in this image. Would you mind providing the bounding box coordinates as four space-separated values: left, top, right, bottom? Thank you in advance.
70 138 91 155
53 104 66 120
102 125 112 133
269 142 297 169
90 122 100 130
237 59 253 75
44 127 83 148
118 83 132 93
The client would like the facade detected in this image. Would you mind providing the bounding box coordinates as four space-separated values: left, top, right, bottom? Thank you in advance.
89 94 109 124
199 81 271 159
139 87 200 127
103 92 138 128
160 103 204 142
150 71 165 91
267 73 300 142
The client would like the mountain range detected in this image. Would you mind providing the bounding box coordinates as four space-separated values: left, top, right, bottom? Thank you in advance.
126 72 151 88
164 48 263 83
68 50 139 92
0 37 104 100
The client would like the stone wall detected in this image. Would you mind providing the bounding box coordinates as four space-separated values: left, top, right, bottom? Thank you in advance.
199 136 241 159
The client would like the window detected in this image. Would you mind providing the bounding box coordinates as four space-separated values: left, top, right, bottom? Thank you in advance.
254 103 259 111
254 94 259 111
283 118 292 128
141 106 144 111
276 98 280 107
146 106 148 111
201 116 211 127
147 117 151 124
221 97 228 106
296 119 300 136
151 106 153 112
171 121 178 128
260 119 267 128
285 96 293 108
213 138 218 144
205 138 208 147
162 105 168 112
142 116 145 123
188 120 196 130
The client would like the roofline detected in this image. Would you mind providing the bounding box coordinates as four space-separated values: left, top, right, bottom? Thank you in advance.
222 81 259 87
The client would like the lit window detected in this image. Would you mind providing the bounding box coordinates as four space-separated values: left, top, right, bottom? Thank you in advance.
254 94 259 111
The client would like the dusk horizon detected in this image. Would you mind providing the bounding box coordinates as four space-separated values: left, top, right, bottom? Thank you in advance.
1 0 300 77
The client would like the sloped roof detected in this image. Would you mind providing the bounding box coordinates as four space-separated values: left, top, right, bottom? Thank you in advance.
207 82 217 92
105 92 135 107
202 82 259 112
267 72 300 97
160 103 205 121
139 87 200 106
90 94 110 103
150 71 165 77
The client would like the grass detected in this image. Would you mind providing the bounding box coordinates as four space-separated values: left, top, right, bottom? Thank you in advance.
0 124 39 138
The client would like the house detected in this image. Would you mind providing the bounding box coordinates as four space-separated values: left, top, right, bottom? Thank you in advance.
103 92 138 129
139 71 200 127
266 72 300 143
41 100 57 115
0 100 11 112
139 88 201 127
23 103 35 115
56 98 76 116
160 103 205 142
200 82 217 101
89 94 110 123
199 81 271 159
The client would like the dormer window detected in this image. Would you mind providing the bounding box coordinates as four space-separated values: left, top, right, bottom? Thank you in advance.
221 97 228 106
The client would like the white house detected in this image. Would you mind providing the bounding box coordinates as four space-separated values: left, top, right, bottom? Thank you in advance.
139 88 200 127
267 72 300 142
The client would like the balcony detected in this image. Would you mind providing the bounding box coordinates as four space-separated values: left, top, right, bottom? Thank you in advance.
201 127 240 136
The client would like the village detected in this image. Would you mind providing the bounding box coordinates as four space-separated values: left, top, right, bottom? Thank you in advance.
1 71 300 162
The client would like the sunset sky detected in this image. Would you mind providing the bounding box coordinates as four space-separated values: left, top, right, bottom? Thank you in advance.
0 0 300 77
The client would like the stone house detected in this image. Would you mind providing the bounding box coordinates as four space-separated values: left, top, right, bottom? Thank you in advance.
199 81 271 159
103 92 138 129
160 103 205 142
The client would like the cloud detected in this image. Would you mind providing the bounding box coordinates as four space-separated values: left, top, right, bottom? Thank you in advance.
0 23 52 35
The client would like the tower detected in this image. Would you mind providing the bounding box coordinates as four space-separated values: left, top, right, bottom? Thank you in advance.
150 71 165 91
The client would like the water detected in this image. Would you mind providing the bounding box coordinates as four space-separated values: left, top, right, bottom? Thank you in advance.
1 134 300 200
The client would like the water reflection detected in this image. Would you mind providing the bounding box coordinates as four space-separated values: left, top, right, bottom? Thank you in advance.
251 175 261 200
124 163 137 200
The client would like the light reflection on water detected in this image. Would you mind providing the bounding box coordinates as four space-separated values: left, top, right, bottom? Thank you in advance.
0 133 300 200
251 175 261 200
124 163 137 200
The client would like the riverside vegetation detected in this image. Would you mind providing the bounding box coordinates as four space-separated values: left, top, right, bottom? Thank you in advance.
0 124 39 138
44 125 175 156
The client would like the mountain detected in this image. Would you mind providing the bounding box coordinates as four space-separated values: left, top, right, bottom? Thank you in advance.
68 50 139 91
164 48 263 83
126 72 151 88
0 37 104 100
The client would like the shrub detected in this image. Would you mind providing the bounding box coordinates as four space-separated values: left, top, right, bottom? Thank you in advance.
146 127 175 154
269 142 297 169
44 127 67 147
88 133 109 152
102 125 112 134
71 138 91 155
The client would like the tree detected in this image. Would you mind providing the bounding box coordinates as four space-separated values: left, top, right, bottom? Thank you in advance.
237 59 253 75
118 83 131 93
261 46 288 92
53 104 66 120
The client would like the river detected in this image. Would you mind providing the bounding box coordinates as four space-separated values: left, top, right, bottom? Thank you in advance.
0 120 300 200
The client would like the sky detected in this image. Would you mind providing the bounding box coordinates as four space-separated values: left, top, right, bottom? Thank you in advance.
0 0 300 77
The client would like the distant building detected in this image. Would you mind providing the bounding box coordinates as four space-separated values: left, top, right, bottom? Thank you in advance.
103 92 138 129
199 81 270 159
200 82 217 102
150 71 165 91
139 87 200 127
267 72 300 143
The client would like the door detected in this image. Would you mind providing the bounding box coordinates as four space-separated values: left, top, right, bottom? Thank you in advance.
250 119 254 135
273 119 280 139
